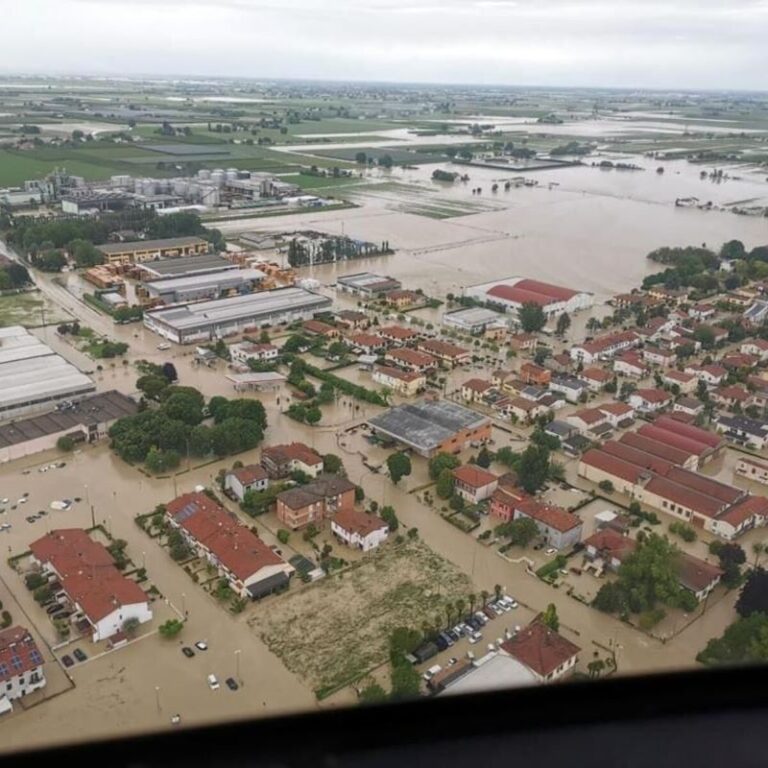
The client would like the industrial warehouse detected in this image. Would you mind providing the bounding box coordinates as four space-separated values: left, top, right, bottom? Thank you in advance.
465 277 593 319
96 236 210 267
0 327 95 421
143 286 332 344
135 252 236 280
140 268 266 306
367 399 491 458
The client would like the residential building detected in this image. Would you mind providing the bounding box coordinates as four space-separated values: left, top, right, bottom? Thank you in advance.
499 620 580 683
741 339 768 362
384 290 422 309
229 341 279 366
96 236 209 267
461 379 494 403
378 326 421 345
302 319 340 338
642 346 677 367
29 530 152 642
545 419 578 443
628 388 672 413
613 351 649 379
335 310 370 332
347 333 387 355
261 442 323 479
0 627 46 712
715 415 768 450
330 508 388 551
166 493 293 599
508 333 537 353
570 331 639 365
367 399 491 458
662 369 697 394
689 303 716 321
567 408 609 435
549 375 589 403
579 367 612 392
336 272 402 297
385 347 437 374
598 402 635 428
513 500 583 550
224 464 269 502
144 287 332 345
489 485 531 522
744 300 768 328
372 365 426 396
684 364 727 387
417 339 471 367
673 396 704 417
505 396 550 424
712 385 752 409
520 362 551 387
721 352 759 371
276 474 356 529
466 277 592 320
735 456 768 486
452 465 499 503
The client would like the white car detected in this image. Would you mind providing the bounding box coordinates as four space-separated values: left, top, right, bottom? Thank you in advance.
157 343 171 351
195 641 208 651
207 674 220 690
0 499 8 504
545 547 557 555
0 524 11 532
17 498 27 504
171 714 181 725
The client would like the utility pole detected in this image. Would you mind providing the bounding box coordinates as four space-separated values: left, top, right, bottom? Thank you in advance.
235 649 242 685
155 686 161 713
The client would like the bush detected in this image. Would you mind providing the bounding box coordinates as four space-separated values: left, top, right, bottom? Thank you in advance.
56 435 75 452
669 521 697 543
25 573 46 590
598 480 615 493
638 608 666 630
0 611 11 629
277 529 290 545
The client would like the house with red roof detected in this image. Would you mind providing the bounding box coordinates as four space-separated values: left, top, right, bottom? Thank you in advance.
29 530 152 643
331 508 389 552
673 396 704 418
275 474 357 530
685 363 727 387
385 347 438 374
579 367 613 392
566 408 609 436
735 455 768 486
0 626 46 712
613 350 649 379
513 499 583 550
741 339 768 362
372 365 426 396
347 332 387 355
597 402 635 428
642 345 677 368
520 362 551 387
261 442 323 479
489 485 531 522
224 464 269 502
167 493 294 599
378 325 421 345
452 465 499 503
417 339 471 367
662 369 697 394
461 378 494 403
500 619 580 682
712 385 752 409
628 388 672 413
302 319 340 339
571 331 640 365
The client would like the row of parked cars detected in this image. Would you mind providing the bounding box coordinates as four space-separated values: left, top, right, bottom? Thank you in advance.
433 595 519 653
61 648 88 668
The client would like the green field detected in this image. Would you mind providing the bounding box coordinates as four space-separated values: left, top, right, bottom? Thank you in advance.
0 292 72 327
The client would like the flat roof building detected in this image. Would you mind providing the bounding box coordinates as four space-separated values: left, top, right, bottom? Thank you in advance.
136 252 235 279
142 268 265 305
143 286 332 344
442 306 507 334
0 327 95 422
336 272 402 297
367 399 491 457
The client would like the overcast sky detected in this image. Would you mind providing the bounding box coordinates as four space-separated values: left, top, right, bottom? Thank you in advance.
2 0 767 89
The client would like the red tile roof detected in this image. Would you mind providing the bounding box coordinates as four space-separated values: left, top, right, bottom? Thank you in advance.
571 408 606 425
387 348 436 367
262 442 322 467
348 332 385 348
580 448 647 484
677 553 723 593
599 440 674 476
581 331 639 356
500 620 580 677
374 365 424 383
303 319 337 335
653 416 723 450
516 499 581 533
0 626 44 683
581 367 612 382
487 284 557 307
380 325 420 340
633 388 672 404
644 476 725 518
332 507 388 537
419 339 470 359
598 402 634 417
230 464 268 486
620 432 693 466
452 465 498 489
463 378 493 393
719 496 768 527
167 493 286 581
664 369 695 383
637 424 712 458
515 279 579 302
583 528 636 561
665 466 743 504
30 529 147 623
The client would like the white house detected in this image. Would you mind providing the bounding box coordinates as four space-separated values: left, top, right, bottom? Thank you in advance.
500 620 580 683
331 508 388 552
550 375 589 403
225 464 269 502
452 465 499 503
570 331 639 365
741 340 768 362
598 402 635 428
0 626 46 713
662 369 697 394
685 364 727 387
230 341 279 365
566 408 609 435
628 388 672 412
613 351 649 379
642 346 677 367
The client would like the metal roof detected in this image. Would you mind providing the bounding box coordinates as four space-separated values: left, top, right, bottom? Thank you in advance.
137 253 234 278
144 268 266 297
97 236 207 256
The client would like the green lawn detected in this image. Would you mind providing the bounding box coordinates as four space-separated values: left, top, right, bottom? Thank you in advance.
0 292 72 327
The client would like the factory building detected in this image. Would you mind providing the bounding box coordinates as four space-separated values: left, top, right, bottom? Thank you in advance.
96 237 209 267
141 268 266 306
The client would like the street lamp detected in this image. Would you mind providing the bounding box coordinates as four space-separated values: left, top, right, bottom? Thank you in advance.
155 685 161 713
235 649 242 684
142 551 146 569
182 592 187 617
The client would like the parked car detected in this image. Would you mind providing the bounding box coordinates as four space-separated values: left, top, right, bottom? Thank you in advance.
171 714 181 725
468 633 482 645
207 674 220 690
225 677 239 691
0 524 11 532
474 612 488 625
195 641 208 651
25 516 37 524
483 606 497 620
545 547 557 555
422 664 442 682
73 648 87 662
182 647 195 658
61 655 74 668
435 635 449 652
52 611 72 620
438 632 454 647
46 604 63 615
446 629 459 643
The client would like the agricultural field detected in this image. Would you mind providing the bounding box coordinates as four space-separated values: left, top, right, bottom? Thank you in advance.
0 291 71 327
248 539 472 698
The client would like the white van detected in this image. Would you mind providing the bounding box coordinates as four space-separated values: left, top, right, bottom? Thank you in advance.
422 664 442 682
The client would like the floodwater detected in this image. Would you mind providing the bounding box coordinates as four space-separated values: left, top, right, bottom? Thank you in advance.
211 154 768 302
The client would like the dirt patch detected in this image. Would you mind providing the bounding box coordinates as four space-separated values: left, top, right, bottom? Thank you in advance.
247 539 471 697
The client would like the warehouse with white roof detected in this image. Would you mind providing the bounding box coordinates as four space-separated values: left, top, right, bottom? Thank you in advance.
0 327 95 421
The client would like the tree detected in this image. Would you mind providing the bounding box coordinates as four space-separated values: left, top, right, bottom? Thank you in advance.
122 617 140 637
162 390 204 425
598 479 615 493
355 152 368 165
323 453 344 475
541 603 560 632
137 374 169 401
693 325 716 349
555 312 571 336
380 505 399 532
429 453 461 482
588 659 606 679
387 452 412 485
736 568 768 618
378 154 394 169
475 446 492 468
436 468 455 499
277 529 290 545
158 619 184 638
359 683 387 703
518 444 551 494
720 239 746 261
753 542 766 568
697 612 768 666
33 586 52 604
495 446 519 468
499 517 540 547
518 302 546 333
56 435 75 452
145 446 181 473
